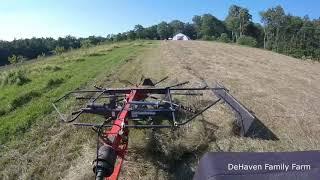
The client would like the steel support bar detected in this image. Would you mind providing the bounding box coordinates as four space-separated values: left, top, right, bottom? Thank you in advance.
70 87 226 95
129 100 160 106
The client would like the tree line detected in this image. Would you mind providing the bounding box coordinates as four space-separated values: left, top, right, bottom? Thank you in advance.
0 4 319 66
0 36 107 65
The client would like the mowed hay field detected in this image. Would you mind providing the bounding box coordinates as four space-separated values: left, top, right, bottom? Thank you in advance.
0 40 319 180
146 41 320 152
120 41 320 180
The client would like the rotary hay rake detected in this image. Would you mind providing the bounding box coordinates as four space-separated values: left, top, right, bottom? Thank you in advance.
53 76 278 180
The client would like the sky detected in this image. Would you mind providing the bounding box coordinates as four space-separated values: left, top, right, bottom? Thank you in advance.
0 0 319 41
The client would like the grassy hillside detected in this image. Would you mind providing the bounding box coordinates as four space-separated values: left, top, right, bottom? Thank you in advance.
0 41 153 144
1 40 319 180
0 40 159 179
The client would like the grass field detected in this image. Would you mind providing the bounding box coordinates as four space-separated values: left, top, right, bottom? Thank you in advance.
0 40 319 180
0 41 158 179
120 40 320 179
0 42 151 144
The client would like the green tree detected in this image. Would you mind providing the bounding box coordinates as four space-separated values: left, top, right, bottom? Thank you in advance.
225 5 252 41
144 25 159 40
192 15 202 38
114 33 127 42
80 39 92 48
169 20 185 35
239 8 252 36
8 54 18 64
260 5 286 50
200 14 225 38
134 24 145 39
260 6 320 59
183 23 197 40
17 55 26 62
218 33 231 43
245 23 264 47
237 35 257 47
53 46 65 55
157 21 172 39
127 30 136 40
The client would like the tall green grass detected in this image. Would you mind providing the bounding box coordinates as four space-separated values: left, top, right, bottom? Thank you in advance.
0 42 146 144
0 69 30 86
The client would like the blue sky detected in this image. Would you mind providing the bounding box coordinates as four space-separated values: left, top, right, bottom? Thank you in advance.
1 0 319 41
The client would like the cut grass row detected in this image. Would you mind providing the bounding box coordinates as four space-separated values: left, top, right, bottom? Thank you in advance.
0 41 150 144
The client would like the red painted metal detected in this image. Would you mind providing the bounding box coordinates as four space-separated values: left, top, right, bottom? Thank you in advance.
102 90 141 180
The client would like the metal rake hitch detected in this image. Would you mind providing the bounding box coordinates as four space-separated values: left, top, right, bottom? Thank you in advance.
53 77 277 180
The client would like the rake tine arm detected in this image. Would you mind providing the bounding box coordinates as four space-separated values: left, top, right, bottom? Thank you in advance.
53 91 73 103
154 76 169 85
167 81 190 88
118 79 135 86
137 75 146 86
64 109 85 123
91 90 107 103
94 85 104 90
73 123 114 128
149 95 159 99
124 124 173 128
52 91 77 122
52 102 84 123
71 110 82 115
52 102 68 122
170 92 204 96
175 98 221 126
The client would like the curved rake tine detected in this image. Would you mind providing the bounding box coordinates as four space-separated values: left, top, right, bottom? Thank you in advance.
91 90 107 103
175 98 221 126
52 91 74 122
66 109 84 123
94 85 103 90
167 81 189 88
119 79 135 86
139 74 146 85
52 90 97 123
116 76 135 86
154 76 169 86
171 92 204 96
149 95 159 99
52 101 84 123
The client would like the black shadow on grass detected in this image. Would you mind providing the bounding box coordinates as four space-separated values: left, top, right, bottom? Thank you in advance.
0 109 6 116
45 78 65 89
9 91 41 111
75 58 85 62
87 53 106 57
43 65 62 72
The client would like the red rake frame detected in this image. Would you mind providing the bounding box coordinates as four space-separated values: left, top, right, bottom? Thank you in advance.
52 79 277 180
